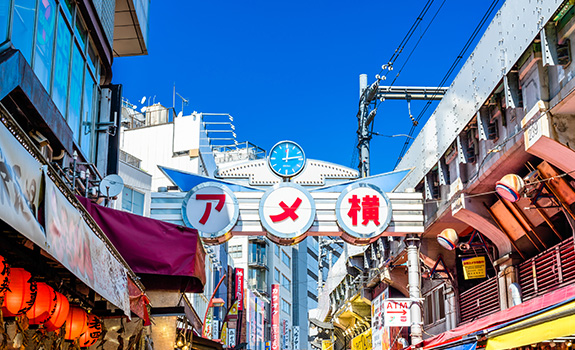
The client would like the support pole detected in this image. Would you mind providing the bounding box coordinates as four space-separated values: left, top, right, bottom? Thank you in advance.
358 74 370 177
406 234 423 345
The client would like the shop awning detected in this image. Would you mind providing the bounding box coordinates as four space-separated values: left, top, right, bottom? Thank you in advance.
485 300 575 350
424 284 575 349
77 196 206 292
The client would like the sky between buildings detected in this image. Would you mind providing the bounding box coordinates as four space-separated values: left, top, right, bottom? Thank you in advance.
113 0 502 175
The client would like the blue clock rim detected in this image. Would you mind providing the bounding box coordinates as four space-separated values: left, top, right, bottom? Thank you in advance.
268 140 307 178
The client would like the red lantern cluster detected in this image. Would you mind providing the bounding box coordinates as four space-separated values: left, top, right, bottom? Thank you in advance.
0 255 102 345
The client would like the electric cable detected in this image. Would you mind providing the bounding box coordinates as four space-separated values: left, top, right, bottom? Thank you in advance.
393 0 502 169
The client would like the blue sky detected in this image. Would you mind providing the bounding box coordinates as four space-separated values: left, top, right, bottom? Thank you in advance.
112 0 502 175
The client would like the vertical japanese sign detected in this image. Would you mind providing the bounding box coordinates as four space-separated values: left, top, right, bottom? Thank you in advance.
236 267 244 310
335 183 392 244
293 326 300 350
271 284 280 350
372 292 384 350
257 297 265 350
249 290 257 349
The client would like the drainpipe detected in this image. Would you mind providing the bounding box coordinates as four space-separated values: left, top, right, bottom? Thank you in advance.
406 234 423 345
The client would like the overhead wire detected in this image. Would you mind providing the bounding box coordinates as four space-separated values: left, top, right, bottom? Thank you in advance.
392 0 502 169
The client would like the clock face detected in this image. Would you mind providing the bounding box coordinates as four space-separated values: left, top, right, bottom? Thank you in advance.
268 141 306 177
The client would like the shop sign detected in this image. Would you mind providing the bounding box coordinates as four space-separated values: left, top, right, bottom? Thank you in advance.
44 173 131 316
227 328 236 347
260 183 316 242
236 267 244 310
271 284 280 350
0 120 45 248
293 326 300 350
212 319 220 340
182 182 239 242
204 307 213 338
336 183 392 244
256 297 265 350
383 298 411 327
372 292 384 350
322 341 332 350
220 300 239 347
352 329 372 350
462 256 486 280
249 290 257 348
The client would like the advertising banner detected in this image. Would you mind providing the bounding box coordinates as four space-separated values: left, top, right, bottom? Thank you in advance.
44 172 130 316
0 120 45 247
249 290 257 349
372 292 384 350
220 300 239 347
352 329 372 350
462 256 486 279
293 326 300 350
257 296 265 350
236 267 245 310
271 284 280 350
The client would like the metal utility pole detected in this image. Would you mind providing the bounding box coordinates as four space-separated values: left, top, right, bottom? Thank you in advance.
406 234 423 345
355 73 448 176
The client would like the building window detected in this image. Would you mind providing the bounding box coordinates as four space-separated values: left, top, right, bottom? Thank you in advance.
274 268 280 282
249 242 266 265
274 244 279 257
248 268 266 292
281 250 290 267
11 0 36 63
229 245 242 259
33 0 57 90
424 286 445 325
281 274 290 291
121 187 144 216
281 299 291 315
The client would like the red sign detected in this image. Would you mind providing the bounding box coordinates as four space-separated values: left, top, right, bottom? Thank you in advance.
235 268 244 311
271 284 280 350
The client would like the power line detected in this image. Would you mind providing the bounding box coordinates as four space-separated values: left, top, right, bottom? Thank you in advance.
393 0 502 168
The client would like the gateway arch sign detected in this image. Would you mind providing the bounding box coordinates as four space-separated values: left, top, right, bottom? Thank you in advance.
162 141 423 245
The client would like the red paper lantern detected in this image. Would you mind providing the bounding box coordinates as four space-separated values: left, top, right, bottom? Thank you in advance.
78 314 102 347
44 291 70 331
64 306 88 340
0 255 9 294
26 282 56 324
495 174 525 202
1 268 37 316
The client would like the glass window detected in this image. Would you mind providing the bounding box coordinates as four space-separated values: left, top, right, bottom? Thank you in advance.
0 0 11 43
281 299 291 315
33 0 56 92
52 10 71 116
274 244 279 257
248 268 266 292
74 14 86 49
281 274 290 291
80 71 95 158
86 41 97 74
61 0 73 21
122 187 144 216
68 42 84 141
229 244 242 259
12 0 37 63
281 250 290 267
249 242 266 265
274 268 280 282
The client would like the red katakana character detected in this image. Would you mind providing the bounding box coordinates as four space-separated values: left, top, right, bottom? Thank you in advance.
362 195 380 225
348 195 361 225
270 198 302 222
196 194 226 225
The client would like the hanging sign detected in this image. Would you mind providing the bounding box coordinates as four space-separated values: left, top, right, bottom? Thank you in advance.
352 329 372 350
259 183 316 244
336 183 392 245
383 298 411 327
271 284 280 350
235 267 244 310
182 182 239 244
462 256 486 280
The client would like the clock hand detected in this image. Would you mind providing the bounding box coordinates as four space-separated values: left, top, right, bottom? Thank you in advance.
283 156 303 161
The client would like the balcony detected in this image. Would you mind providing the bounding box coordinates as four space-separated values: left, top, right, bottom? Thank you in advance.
248 253 268 270
518 237 575 301
459 275 500 325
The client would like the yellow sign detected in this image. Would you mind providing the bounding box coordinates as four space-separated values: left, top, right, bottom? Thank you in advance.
462 256 486 279
322 340 333 350
352 329 372 350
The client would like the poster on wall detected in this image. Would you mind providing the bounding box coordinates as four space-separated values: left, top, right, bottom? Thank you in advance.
44 173 130 316
352 329 372 350
462 256 486 279
0 120 45 247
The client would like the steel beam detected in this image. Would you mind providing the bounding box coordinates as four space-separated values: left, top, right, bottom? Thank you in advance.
377 86 448 100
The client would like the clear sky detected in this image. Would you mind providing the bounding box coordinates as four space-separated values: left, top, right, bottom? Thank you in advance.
112 0 502 175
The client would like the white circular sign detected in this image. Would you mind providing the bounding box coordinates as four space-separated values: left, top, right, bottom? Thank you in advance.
336 183 392 241
259 183 315 241
182 182 239 242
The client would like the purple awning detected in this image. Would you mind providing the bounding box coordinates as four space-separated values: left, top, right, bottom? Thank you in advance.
77 196 206 293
